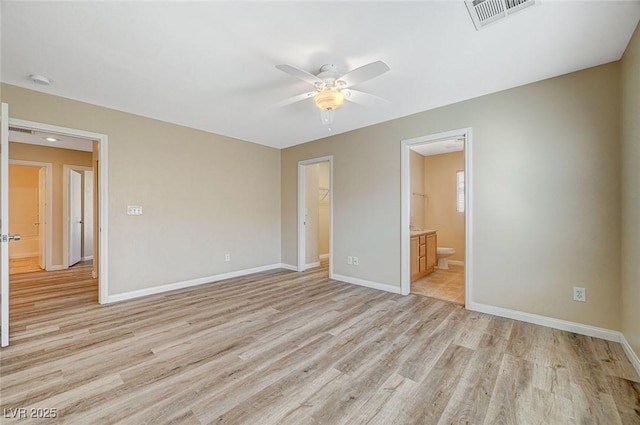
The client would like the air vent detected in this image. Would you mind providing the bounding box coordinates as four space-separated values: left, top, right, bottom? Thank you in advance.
8 126 34 134
465 0 537 30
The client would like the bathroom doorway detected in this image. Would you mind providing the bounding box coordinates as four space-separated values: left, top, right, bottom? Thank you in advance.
400 128 472 306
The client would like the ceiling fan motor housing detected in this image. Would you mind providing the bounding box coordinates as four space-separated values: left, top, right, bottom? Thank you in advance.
316 64 341 88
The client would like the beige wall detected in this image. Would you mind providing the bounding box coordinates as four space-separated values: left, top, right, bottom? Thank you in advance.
621 23 640 356
424 151 465 262
8 165 40 258
9 143 92 265
282 62 621 330
409 150 425 230
2 84 281 296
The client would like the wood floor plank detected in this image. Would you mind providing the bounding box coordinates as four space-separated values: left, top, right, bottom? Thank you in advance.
1 260 639 424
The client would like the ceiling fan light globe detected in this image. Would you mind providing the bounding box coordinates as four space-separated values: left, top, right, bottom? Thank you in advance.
320 108 335 125
315 89 345 110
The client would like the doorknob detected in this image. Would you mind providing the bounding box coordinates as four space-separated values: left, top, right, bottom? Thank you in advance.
9 234 21 241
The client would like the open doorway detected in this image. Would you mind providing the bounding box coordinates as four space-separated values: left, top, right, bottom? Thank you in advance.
401 128 472 306
63 165 94 268
297 156 333 276
6 119 107 297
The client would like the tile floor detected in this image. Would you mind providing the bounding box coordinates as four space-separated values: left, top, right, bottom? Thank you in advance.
411 264 464 305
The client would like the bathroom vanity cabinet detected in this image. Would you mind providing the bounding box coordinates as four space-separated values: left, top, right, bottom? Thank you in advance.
410 230 437 282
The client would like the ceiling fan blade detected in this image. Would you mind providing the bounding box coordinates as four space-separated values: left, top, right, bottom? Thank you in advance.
276 64 324 87
343 89 389 107
337 60 390 88
271 91 317 108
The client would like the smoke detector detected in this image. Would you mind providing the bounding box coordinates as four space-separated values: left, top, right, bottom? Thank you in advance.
29 74 53 85
465 0 537 30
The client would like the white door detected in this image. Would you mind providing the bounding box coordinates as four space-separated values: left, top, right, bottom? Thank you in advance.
38 167 46 270
1 103 11 347
68 169 82 266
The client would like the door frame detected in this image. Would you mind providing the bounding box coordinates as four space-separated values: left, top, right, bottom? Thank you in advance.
8 160 53 270
400 127 473 306
63 165 93 268
8 118 109 304
297 156 333 276
1 103 9 347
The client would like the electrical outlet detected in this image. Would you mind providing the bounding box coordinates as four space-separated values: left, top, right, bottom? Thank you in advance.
353 257 359 266
573 286 586 302
126 205 143 216
347 256 353 265
225 254 231 262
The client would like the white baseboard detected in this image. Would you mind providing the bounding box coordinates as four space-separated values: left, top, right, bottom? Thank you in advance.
620 333 640 378
448 260 465 266
47 265 66 271
9 252 39 260
331 273 401 295
305 261 320 269
467 302 640 375
106 263 285 303
319 253 329 260
279 263 298 271
82 255 94 261
467 302 621 342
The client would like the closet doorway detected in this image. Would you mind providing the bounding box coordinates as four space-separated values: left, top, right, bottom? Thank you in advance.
297 156 333 276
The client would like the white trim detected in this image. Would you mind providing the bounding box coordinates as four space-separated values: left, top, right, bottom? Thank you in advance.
106 263 286 303
305 261 321 269
401 127 473 302
297 156 333 275
2 103 9 347
297 163 305 272
279 263 298 271
9 118 108 304
620 333 640 378
47 264 65 271
468 302 621 342
470 301 640 373
319 253 329 260
331 273 402 295
82 255 94 261
447 260 465 266
9 159 53 270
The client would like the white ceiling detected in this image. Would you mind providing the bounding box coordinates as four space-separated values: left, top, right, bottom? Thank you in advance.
8 127 93 152
411 138 464 157
1 1 639 149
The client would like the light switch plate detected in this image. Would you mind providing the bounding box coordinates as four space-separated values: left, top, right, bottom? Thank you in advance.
127 205 143 216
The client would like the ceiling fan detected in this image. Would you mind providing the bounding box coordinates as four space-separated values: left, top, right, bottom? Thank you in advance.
273 60 390 127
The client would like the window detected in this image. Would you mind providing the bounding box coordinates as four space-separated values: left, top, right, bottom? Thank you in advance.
456 170 465 213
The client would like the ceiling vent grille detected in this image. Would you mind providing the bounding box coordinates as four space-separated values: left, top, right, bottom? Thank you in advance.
466 0 537 30
8 126 34 134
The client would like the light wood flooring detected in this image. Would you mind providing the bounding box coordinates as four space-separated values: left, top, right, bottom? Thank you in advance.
411 265 465 305
9 256 43 275
1 262 639 424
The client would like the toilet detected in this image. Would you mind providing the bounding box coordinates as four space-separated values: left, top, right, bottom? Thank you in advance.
436 247 455 270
